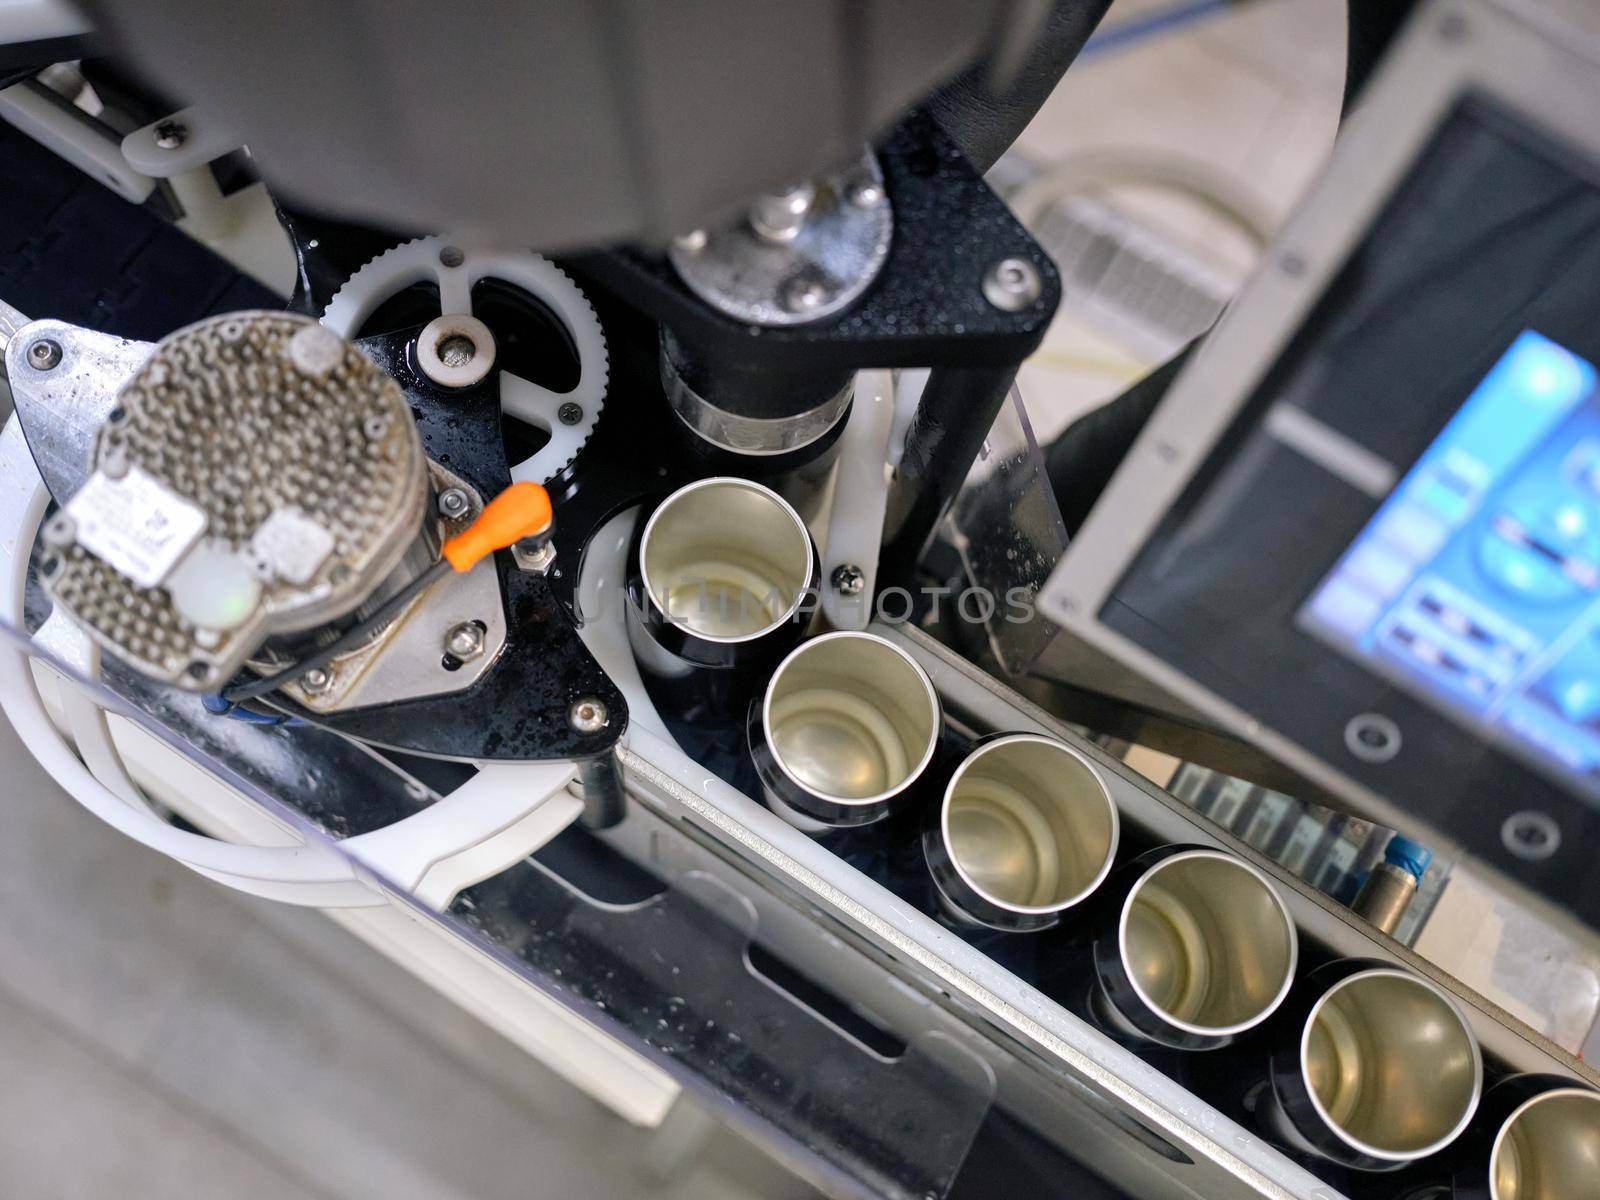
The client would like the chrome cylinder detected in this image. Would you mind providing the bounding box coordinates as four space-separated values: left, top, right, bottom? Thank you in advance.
749 631 940 828
1090 846 1296 1048
1450 1074 1600 1200
1264 959 1483 1171
661 339 854 458
1352 861 1418 936
923 734 1118 932
626 477 816 726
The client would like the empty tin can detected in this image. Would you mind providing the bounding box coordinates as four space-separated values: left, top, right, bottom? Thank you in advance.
923 733 1119 932
1090 845 1297 1050
749 630 940 828
627 476 816 726
1263 958 1483 1171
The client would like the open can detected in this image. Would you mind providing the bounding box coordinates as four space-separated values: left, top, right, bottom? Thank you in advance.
923 733 1119 932
1262 958 1483 1171
1449 1072 1600 1200
1090 845 1297 1050
748 631 940 829
626 476 816 727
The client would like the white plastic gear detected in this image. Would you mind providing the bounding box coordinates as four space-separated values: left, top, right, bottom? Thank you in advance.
321 236 608 484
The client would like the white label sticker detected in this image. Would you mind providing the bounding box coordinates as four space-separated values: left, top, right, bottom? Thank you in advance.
65 466 207 588
249 508 335 585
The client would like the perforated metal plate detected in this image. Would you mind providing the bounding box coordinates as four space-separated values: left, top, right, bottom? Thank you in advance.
43 311 428 689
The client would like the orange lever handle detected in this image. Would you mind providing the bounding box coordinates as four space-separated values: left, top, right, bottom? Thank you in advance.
442 482 553 572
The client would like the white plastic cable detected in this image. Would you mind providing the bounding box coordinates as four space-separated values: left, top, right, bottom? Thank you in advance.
0 418 581 907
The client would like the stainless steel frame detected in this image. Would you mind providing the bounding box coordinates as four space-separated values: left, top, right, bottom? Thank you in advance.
605 622 1596 1200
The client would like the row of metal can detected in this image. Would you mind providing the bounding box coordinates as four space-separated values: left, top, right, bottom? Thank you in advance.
623 476 1597 1192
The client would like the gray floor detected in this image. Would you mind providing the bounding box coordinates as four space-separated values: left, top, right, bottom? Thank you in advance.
0 714 814 1200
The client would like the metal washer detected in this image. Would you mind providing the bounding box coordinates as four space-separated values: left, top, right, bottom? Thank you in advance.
668 152 892 327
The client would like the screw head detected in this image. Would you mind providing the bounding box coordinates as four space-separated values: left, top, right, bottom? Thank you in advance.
982 257 1042 312
438 244 465 268
26 338 62 370
750 184 816 243
300 667 332 694
830 563 866 597
557 402 583 426
849 180 884 208
782 276 830 315
153 120 188 151
444 621 486 661
437 487 471 519
569 698 608 734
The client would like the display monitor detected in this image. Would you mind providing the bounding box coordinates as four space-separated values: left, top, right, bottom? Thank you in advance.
1036 0 1600 930
1302 331 1600 801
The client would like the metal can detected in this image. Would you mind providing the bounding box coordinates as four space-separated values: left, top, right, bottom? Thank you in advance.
923 733 1119 932
1262 958 1483 1171
749 631 940 829
1089 845 1297 1050
626 476 816 727
1449 1072 1600 1200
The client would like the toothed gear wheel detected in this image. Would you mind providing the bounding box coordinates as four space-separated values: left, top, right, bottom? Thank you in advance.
321 237 607 484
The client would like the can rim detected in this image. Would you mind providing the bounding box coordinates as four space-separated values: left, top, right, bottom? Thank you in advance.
762 630 939 808
638 476 814 645
941 733 1120 915
1298 965 1483 1162
1487 1085 1600 1200
1116 848 1298 1038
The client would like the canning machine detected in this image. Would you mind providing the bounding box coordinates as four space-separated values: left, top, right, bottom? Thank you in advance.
2 1 1598 1198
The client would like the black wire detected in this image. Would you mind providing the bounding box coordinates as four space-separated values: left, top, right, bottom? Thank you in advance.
220 558 452 703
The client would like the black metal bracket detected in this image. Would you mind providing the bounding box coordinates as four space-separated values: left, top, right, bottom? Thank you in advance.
571 110 1062 588
572 110 1060 374
275 109 1063 617
273 327 628 764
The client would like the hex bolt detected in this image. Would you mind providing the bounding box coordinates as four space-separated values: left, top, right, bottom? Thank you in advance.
26 338 62 371
569 697 608 734
557 402 583 426
153 120 188 151
300 667 333 695
513 538 556 574
444 621 486 661
982 257 1042 312
830 563 866 596
437 487 472 519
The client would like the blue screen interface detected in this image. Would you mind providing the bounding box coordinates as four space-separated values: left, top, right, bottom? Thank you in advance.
1302 330 1600 799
